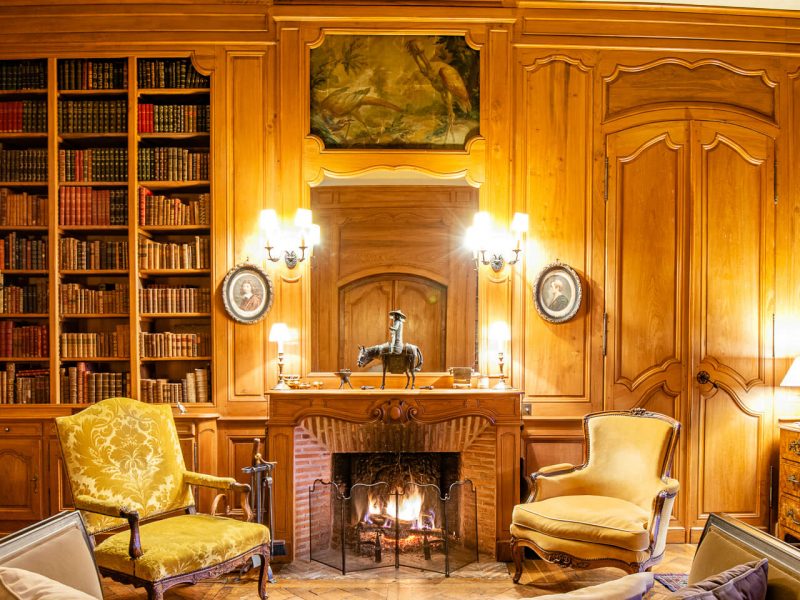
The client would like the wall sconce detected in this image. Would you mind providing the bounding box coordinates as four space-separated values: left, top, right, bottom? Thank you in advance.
269 322 291 390
260 208 321 269
488 321 511 390
465 211 528 273
782 357 800 388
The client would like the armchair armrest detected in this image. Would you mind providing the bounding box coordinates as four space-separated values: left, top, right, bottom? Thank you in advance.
74 494 141 520
647 477 680 557
74 495 143 561
184 471 254 522
525 463 588 503
184 471 243 491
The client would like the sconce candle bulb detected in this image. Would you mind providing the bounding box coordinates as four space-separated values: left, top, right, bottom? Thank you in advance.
261 208 319 269
466 211 529 272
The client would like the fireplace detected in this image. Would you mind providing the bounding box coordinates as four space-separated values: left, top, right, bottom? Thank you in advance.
267 390 523 562
308 462 478 575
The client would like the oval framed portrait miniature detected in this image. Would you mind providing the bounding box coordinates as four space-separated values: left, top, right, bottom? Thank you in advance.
533 261 583 324
221 263 274 324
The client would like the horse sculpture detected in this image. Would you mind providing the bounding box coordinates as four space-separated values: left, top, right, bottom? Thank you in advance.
357 342 424 389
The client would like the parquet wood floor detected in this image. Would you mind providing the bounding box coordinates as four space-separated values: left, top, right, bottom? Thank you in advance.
101 544 695 599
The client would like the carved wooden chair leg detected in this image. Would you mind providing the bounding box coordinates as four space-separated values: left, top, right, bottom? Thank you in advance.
147 583 165 600
511 538 524 584
258 549 269 599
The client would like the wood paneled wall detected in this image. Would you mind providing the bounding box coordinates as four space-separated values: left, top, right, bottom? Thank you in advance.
4 0 800 542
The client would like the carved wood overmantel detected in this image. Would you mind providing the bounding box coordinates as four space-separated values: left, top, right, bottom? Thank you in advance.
267 389 523 562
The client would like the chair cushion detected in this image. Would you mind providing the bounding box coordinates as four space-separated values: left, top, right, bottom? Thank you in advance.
512 495 651 552
0 567 96 600
94 514 269 582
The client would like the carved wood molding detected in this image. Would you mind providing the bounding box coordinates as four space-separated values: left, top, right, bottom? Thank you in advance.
268 390 523 427
603 58 778 123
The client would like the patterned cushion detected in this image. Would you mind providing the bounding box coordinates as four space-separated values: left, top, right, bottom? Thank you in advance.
55 398 193 534
94 514 269 582
511 495 651 552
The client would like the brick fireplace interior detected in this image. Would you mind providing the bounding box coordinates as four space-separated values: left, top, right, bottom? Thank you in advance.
293 416 497 560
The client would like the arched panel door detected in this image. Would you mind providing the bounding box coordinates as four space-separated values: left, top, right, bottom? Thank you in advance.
339 274 447 372
606 119 775 539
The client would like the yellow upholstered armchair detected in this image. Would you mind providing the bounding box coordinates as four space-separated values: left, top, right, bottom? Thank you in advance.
511 408 680 581
55 397 270 600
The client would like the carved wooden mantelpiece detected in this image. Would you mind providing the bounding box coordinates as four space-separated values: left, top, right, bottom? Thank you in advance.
267 389 523 562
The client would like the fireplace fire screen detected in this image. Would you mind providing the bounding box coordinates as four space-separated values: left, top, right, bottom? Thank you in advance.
309 479 478 575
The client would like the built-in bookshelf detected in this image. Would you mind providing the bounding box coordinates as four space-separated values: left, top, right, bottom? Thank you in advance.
0 56 212 407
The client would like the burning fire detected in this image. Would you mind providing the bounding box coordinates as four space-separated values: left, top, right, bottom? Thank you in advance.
366 487 427 527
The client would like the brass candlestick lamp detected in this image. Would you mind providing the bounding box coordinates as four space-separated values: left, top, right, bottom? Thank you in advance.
489 321 511 390
269 322 291 390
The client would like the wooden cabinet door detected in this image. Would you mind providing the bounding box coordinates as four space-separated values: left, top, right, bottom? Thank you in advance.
0 438 43 524
606 119 775 539
47 436 73 515
688 121 774 534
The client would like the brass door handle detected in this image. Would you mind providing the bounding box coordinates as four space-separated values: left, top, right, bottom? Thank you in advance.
788 509 800 526
790 440 800 456
789 475 800 484
31 474 38 493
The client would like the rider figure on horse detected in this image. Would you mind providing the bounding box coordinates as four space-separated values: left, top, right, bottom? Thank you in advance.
387 309 406 355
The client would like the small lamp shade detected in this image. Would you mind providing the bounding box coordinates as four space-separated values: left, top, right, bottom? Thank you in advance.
294 208 313 229
259 209 279 234
269 323 290 353
510 212 529 234
488 321 511 353
781 357 800 387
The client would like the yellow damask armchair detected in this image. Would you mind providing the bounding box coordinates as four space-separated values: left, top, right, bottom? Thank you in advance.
511 408 680 581
55 397 270 600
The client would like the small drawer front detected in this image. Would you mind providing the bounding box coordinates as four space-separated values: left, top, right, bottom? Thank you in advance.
781 429 800 464
0 422 43 436
782 461 800 499
780 494 800 534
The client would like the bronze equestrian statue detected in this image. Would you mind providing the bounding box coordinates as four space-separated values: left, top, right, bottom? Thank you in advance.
356 310 424 389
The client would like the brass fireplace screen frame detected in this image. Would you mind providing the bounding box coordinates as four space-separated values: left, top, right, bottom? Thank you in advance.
309 479 479 576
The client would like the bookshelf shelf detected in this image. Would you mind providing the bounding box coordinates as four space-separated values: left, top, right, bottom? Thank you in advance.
138 181 210 189
141 313 211 319
139 269 210 276
0 357 49 362
0 226 47 232
57 89 127 96
59 225 129 232
61 313 129 319
141 356 211 362
139 225 209 232
60 357 130 362
60 269 128 275
59 133 128 141
0 181 47 187
0 89 47 97
0 132 47 139
59 181 128 187
1 269 48 275
138 88 209 96
0 313 48 319
138 133 209 141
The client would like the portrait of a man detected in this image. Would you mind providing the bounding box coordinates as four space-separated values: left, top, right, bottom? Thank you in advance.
222 263 274 324
533 262 583 324
547 276 570 312
238 277 263 312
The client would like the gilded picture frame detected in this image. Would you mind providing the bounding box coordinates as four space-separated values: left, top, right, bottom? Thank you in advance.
533 261 583 324
221 263 274 324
